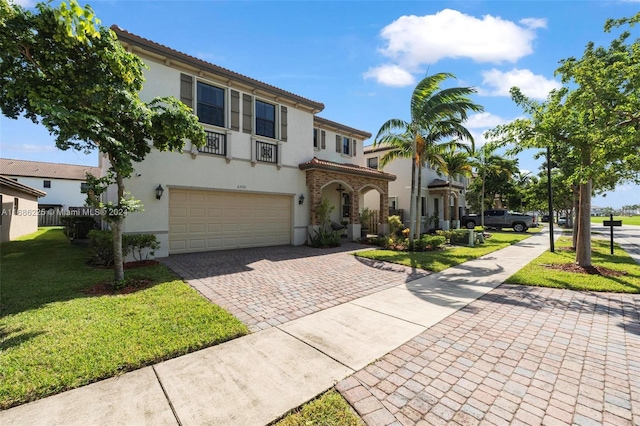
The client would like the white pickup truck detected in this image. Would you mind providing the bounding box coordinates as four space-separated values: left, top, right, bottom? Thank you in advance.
461 209 536 232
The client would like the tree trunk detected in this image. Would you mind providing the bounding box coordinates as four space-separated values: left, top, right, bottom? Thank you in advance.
575 178 592 267
113 172 126 282
408 156 417 241
571 185 579 249
415 163 422 237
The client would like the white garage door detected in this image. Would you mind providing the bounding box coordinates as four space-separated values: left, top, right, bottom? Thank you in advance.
169 189 292 254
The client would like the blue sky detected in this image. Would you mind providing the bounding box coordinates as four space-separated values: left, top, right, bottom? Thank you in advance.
2 0 639 208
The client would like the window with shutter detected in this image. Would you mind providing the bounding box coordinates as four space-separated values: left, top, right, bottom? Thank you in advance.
230 90 240 131
336 135 341 153
180 74 193 110
242 94 253 134
342 136 350 155
197 82 225 127
352 139 356 157
313 128 318 148
321 130 326 149
256 100 276 139
280 106 287 141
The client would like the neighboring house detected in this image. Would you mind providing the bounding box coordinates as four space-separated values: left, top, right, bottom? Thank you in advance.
0 158 99 210
591 206 606 217
103 26 396 257
0 175 46 242
362 146 470 231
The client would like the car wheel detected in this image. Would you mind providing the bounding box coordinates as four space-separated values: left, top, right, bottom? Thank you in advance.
513 223 525 232
465 221 475 229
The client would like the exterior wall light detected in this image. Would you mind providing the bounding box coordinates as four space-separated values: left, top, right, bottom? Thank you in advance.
156 184 164 200
298 194 305 205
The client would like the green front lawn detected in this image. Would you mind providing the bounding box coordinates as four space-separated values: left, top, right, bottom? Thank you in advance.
506 237 640 293
274 390 362 426
356 231 533 272
591 215 640 226
0 228 248 409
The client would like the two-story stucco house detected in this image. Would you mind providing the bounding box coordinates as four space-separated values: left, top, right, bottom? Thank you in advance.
362 146 470 231
0 175 46 241
0 158 99 210
103 27 395 257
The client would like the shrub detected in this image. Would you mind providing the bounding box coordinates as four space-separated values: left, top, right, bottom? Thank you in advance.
60 216 98 240
309 228 341 248
88 230 137 266
410 235 446 252
127 234 160 261
388 215 403 236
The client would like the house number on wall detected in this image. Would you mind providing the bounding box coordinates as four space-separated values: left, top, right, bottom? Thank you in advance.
237 185 247 189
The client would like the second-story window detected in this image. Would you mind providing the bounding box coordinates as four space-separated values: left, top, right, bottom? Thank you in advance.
342 136 350 155
43 180 51 188
256 100 275 139
367 157 378 169
197 82 225 127
313 129 319 148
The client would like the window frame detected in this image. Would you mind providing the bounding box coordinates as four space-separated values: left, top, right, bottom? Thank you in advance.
255 99 277 139
43 180 51 188
342 136 351 156
313 128 319 149
196 80 226 128
367 157 379 169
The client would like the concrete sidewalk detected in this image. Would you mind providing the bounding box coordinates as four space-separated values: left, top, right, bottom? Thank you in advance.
0 230 560 426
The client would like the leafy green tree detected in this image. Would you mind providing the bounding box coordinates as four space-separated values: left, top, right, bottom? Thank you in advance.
374 73 482 239
437 145 473 223
0 0 206 283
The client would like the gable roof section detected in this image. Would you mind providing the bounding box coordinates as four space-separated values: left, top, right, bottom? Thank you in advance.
0 175 46 198
299 157 396 181
111 26 325 113
0 158 100 181
313 116 372 140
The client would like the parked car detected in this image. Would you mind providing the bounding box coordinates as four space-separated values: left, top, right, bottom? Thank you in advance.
461 209 535 232
558 216 568 226
541 215 550 223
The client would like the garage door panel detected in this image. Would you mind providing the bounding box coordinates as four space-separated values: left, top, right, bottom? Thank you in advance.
169 189 291 254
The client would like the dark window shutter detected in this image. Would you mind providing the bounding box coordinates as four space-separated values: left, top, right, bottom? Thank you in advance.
230 90 240 131
180 74 193 110
321 130 326 149
242 94 253 134
352 139 356 157
280 106 288 141
336 135 341 153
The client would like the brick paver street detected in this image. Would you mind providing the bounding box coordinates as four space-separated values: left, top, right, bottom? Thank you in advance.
337 284 640 426
162 243 429 331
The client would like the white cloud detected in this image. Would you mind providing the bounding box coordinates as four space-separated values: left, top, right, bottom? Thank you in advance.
465 112 510 129
481 68 561 100
5 144 56 152
378 9 545 69
9 0 35 7
363 64 416 87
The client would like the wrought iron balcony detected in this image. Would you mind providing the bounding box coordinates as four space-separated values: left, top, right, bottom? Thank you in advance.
198 130 227 156
255 140 278 164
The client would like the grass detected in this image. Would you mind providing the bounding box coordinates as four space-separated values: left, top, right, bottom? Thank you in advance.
356 231 533 272
274 390 362 426
591 215 640 226
0 227 248 409
507 237 640 293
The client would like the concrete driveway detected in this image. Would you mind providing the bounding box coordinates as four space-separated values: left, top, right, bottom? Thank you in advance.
161 242 430 331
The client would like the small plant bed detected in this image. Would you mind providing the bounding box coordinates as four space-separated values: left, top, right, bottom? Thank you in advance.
273 390 363 426
506 237 640 293
0 228 248 409
356 232 532 272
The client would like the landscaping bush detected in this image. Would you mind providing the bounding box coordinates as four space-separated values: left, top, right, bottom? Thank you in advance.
60 216 98 240
388 215 403 236
127 234 160 261
411 235 446 251
309 228 342 248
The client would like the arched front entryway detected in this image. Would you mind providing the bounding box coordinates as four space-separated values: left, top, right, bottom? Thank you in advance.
299 158 396 241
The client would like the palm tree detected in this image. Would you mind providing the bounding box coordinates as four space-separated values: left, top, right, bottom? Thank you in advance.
438 144 474 226
373 73 483 240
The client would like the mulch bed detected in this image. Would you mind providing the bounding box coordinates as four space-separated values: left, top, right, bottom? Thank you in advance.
84 260 159 295
543 263 627 277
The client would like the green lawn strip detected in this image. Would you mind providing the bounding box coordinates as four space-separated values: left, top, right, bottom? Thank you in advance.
590 215 640 226
356 231 533 272
0 228 248 409
506 237 640 293
273 390 363 426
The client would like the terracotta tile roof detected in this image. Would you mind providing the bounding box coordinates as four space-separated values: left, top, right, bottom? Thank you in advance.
0 158 100 181
428 178 464 189
111 26 325 113
313 116 372 140
0 175 46 197
299 157 396 181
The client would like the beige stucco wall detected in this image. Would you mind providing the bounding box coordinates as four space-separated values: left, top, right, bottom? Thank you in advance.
0 187 39 242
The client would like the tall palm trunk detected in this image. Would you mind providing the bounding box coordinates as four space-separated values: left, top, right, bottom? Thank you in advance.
415 163 422 237
409 155 417 240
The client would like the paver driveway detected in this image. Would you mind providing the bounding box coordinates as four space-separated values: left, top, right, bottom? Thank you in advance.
337 284 640 426
162 242 429 331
